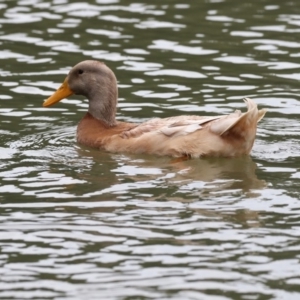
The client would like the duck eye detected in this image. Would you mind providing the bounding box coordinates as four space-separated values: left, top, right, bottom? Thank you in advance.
78 69 84 75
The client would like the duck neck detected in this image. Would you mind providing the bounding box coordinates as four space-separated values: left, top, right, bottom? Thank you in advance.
87 79 118 127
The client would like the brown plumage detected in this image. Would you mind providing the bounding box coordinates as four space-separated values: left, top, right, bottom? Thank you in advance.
43 60 266 158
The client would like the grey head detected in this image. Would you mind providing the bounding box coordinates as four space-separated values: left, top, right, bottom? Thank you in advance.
67 60 118 126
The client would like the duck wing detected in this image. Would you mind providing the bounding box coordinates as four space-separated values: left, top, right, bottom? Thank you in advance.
120 115 221 139
120 98 266 140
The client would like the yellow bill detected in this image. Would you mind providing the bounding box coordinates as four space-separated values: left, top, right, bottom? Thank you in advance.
43 77 74 107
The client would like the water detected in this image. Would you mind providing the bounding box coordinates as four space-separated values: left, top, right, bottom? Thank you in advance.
1 0 300 299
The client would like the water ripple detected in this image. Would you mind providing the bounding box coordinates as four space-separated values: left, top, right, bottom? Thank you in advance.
1 0 300 299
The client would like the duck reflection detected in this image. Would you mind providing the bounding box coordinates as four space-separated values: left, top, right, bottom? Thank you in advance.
68 147 267 228
76 146 267 200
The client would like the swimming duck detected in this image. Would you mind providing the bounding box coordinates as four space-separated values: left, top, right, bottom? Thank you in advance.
43 60 266 158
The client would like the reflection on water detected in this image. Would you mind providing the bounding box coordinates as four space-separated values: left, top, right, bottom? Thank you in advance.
1 0 300 299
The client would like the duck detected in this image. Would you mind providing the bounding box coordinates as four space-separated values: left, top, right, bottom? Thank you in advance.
43 60 266 158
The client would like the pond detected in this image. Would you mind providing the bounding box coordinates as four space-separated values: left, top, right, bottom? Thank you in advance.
1 0 300 299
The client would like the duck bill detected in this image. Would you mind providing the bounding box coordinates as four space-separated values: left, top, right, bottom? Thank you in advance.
43 77 74 107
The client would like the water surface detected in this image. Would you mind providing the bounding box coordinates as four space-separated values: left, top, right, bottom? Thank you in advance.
1 0 300 299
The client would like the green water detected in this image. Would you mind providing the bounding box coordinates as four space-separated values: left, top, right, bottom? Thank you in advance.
1 0 300 299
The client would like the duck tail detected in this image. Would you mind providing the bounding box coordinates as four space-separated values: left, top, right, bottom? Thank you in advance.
219 98 266 137
257 107 267 122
